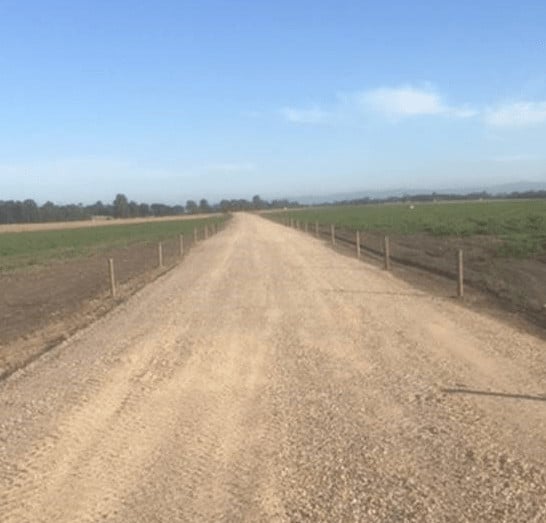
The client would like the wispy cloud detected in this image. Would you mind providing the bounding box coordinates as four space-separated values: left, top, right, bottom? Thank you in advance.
485 101 546 127
281 85 476 125
280 106 329 124
356 86 476 118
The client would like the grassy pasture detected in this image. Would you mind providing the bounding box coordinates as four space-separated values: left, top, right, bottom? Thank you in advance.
277 200 546 257
0 216 226 271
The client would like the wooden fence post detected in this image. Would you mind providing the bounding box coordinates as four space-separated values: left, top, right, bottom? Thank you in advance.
108 258 116 298
356 231 361 259
158 242 163 268
457 249 464 297
383 236 391 270
179 234 184 257
331 224 336 245
315 221 319 237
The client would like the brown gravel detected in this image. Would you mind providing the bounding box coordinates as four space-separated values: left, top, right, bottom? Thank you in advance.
0 213 545 522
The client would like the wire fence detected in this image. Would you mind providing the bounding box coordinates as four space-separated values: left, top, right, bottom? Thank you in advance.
273 216 546 327
0 219 228 379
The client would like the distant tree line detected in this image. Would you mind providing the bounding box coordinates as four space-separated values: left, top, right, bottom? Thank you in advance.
0 193 301 224
320 190 546 207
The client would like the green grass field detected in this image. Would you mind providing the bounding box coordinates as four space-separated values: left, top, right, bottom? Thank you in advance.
0 216 227 271
275 200 546 257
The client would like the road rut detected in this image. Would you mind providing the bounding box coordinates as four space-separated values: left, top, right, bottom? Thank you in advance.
1 213 545 521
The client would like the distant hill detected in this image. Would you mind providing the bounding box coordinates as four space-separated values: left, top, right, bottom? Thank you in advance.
290 181 546 205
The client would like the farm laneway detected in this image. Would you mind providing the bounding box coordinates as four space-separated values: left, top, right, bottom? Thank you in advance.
1 214 545 522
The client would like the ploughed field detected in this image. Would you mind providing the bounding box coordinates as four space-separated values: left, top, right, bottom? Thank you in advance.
1 214 545 522
0 216 226 377
271 200 546 324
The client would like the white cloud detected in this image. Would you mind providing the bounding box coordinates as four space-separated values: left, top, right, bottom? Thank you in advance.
357 86 476 119
280 107 328 124
359 86 444 116
485 101 546 127
281 86 476 125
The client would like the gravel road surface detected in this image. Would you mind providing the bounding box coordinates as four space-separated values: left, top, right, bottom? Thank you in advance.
1 213 545 522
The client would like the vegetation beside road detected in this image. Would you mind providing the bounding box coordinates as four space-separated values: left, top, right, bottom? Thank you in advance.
0 216 227 271
272 200 546 257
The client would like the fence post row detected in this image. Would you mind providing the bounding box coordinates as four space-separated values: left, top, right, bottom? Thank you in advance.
158 242 164 268
105 221 227 301
331 224 336 245
383 236 390 271
457 249 464 298
108 258 116 298
356 231 361 259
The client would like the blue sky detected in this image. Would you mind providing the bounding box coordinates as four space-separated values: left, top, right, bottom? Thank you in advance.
1 0 545 203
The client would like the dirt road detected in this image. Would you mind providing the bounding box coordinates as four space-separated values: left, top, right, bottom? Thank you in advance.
1 214 545 522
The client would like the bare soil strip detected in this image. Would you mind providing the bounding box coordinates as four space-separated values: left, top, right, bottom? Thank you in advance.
0 237 186 379
1 214 545 521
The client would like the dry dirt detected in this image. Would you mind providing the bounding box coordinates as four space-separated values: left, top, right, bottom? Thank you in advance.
0 236 191 379
321 225 546 327
1 213 545 522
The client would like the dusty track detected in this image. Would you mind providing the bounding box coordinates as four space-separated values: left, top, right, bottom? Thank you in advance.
1 214 545 522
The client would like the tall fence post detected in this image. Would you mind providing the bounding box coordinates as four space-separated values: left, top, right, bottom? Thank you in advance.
315 221 319 237
383 236 391 270
108 258 116 298
331 224 336 245
179 234 184 257
457 249 464 297
158 242 163 268
356 231 361 259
